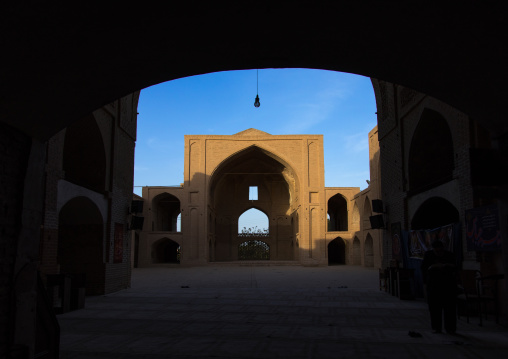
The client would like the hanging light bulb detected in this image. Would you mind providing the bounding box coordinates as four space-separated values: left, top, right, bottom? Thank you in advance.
254 94 260 107
254 69 260 108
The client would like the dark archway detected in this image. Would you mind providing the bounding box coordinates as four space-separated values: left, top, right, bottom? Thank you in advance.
408 109 454 193
152 193 181 232
328 194 348 231
328 237 346 265
352 237 361 265
152 238 180 263
63 114 106 193
58 196 105 295
411 197 459 230
364 234 374 267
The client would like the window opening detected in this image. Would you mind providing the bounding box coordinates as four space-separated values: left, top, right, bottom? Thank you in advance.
249 186 258 201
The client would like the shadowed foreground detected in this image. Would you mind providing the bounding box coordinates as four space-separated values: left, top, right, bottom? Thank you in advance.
58 265 508 358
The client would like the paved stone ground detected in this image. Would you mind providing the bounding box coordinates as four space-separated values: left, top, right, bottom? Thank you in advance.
58 265 508 358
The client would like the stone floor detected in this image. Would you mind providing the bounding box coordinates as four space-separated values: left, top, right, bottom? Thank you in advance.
58 265 508 358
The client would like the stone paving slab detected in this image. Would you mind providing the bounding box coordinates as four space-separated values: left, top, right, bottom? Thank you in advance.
58 266 508 358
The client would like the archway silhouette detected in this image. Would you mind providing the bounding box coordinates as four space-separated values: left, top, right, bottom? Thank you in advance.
411 197 459 230
152 193 181 232
364 234 374 267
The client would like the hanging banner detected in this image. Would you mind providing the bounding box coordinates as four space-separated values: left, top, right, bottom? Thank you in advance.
409 223 455 259
466 204 502 252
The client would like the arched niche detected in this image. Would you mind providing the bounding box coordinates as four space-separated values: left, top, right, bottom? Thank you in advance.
63 114 107 193
328 237 346 265
364 234 374 267
58 196 105 295
152 193 181 232
411 197 459 230
352 237 361 265
328 194 348 231
352 202 360 227
152 238 180 263
408 109 454 193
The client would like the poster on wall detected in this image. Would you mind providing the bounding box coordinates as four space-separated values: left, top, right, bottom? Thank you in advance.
466 204 502 252
114 223 124 263
409 223 455 259
391 222 402 261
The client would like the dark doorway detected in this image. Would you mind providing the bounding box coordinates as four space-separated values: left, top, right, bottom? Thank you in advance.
328 237 346 265
152 238 180 263
58 196 105 295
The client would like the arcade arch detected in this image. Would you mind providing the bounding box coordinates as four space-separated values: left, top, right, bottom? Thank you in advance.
328 237 346 265
364 234 374 267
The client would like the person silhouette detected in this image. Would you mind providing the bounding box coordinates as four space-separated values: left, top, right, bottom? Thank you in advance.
421 240 457 334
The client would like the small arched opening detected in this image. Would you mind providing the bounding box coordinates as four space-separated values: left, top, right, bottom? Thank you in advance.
327 194 348 231
152 238 180 263
238 208 269 236
328 237 346 265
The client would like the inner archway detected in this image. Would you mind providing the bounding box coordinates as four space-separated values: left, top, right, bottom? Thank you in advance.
152 193 181 232
328 194 348 231
210 145 297 262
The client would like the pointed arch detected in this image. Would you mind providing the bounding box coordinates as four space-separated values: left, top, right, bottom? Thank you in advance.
238 207 269 236
408 108 454 192
327 193 348 231
328 237 346 265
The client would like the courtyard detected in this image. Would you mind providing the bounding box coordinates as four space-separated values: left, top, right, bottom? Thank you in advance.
58 265 508 358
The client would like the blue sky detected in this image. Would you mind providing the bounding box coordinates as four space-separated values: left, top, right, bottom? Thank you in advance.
134 68 377 201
